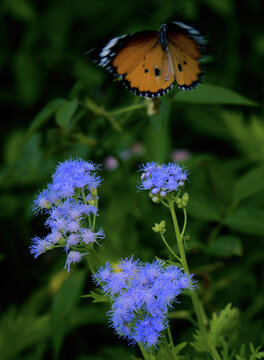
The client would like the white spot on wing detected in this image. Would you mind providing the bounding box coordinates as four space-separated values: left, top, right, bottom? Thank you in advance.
100 49 111 57
99 58 110 67
172 21 206 45
173 21 200 35
103 37 119 51
101 34 127 53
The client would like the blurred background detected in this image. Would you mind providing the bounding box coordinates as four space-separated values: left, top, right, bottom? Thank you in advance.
1 0 264 359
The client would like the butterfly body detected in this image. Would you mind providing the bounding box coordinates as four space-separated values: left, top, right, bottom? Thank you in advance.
158 23 169 50
88 21 205 98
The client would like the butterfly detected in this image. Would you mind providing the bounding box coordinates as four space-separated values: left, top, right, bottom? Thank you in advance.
87 21 206 98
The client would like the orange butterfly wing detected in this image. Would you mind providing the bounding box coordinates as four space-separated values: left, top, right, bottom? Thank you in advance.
112 32 158 74
167 22 205 89
112 35 175 97
88 22 205 97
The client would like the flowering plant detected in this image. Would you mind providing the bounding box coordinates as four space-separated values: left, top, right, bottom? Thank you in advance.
93 257 194 349
29 158 264 360
30 159 104 272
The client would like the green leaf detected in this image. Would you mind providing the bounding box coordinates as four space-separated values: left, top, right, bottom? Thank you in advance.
236 344 246 360
187 191 221 221
207 236 242 257
144 98 170 162
83 290 110 303
1 98 66 169
224 207 264 235
222 112 264 161
234 165 264 201
50 271 86 358
2 133 43 186
174 84 258 106
249 342 264 359
13 51 40 104
28 98 67 137
5 0 36 21
0 308 49 360
156 342 187 359
174 342 188 354
55 99 79 127
71 305 107 327
192 303 239 353
236 343 264 360
4 130 25 165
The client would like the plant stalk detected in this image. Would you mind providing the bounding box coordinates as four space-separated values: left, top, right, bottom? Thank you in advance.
169 201 221 360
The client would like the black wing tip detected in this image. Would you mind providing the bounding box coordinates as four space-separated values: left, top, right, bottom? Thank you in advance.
122 79 175 98
169 21 207 60
178 82 200 91
121 72 204 97
86 22 206 97
84 47 101 64
177 71 204 91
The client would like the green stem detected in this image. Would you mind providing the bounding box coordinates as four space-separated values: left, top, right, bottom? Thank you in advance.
169 202 189 271
169 201 221 360
92 193 98 231
82 189 87 204
181 208 187 239
86 253 95 274
138 343 152 360
160 233 181 262
166 328 178 359
92 214 96 232
161 341 176 360
86 246 101 275
207 222 222 245
167 327 174 348
82 189 93 229
207 199 238 245
83 98 122 132
109 103 146 116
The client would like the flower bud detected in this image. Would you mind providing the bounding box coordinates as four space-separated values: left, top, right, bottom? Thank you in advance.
152 220 167 234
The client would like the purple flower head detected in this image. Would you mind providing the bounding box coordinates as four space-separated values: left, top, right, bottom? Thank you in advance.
81 228 105 245
93 262 112 285
93 258 194 349
45 231 62 245
104 156 119 171
29 236 51 258
46 199 98 236
116 256 141 277
64 251 87 272
133 316 166 347
67 233 80 247
32 159 101 212
30 158 104 271
49 159 101 201
170 149 191 162
138 162 188 200
32 189 53 214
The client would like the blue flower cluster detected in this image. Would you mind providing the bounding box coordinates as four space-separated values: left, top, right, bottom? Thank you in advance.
30 159 105 271
138 162 188 202
93 257 194 349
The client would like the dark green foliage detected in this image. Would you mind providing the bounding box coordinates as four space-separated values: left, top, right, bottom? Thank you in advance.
1 0 264 358
51 271 86 357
